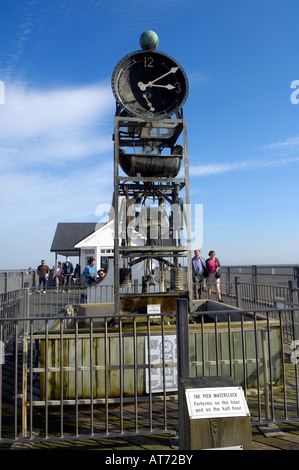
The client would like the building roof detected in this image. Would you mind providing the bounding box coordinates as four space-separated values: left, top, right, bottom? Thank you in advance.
50 222 100 256
74 219 114 249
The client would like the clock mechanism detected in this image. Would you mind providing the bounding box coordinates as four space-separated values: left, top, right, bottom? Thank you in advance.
111 32 192 311
112 50 189 121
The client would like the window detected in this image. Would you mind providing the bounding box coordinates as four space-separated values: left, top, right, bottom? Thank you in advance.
84 249 94 255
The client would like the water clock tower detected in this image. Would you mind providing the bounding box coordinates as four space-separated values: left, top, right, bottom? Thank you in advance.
111 31 192 315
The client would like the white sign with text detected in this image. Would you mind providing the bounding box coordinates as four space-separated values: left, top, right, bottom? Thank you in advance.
147 304 161 315
185 386 250 419
145 335 177 393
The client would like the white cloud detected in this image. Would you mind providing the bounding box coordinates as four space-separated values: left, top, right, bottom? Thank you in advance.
0 163 114 221
190 154 299 176
0 157 115 269
0 80 115 236
189 133 299 177
1 83 111 136
0 81 114 166
260 136 299 151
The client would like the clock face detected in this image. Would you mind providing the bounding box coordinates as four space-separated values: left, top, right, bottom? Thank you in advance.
111 50 188 120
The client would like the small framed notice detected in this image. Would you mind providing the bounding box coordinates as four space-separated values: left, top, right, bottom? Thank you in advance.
145 335 177 393
147 304 161 315
185 386 250 420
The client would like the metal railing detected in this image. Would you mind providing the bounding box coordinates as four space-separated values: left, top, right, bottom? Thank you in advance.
0 310 181 444
0 287 88 347
1 276 299 446
188 306 299 421
0 289 29 347
196 279 299 344
1 303 299 445
196 277 298 305
2 264 299 293
220 264 299 287
0 270 37 294
28 286 87 318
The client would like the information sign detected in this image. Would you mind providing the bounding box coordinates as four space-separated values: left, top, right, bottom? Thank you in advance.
145 335 177 393
185 386 250 419
147 304 161 315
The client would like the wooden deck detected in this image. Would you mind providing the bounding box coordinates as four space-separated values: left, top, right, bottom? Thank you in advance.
30 413 299 451
2 354 299 451
251 422 299 450
2 398 299 451
28 421 299 451
2 308 299 451
28 419 299 451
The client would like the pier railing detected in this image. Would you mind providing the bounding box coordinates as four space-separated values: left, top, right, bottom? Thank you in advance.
1 277 298 344
221 264 299 287
0 270 37 294
1 271 299 446
1 264 299 294
1 278 298 345
205 278 299 307
1 304 299 446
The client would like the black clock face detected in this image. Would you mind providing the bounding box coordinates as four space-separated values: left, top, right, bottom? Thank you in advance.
111 50 188 120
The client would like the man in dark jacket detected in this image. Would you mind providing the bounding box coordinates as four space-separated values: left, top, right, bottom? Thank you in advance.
37 259 50 293
62 257 74 292
192 249 208 299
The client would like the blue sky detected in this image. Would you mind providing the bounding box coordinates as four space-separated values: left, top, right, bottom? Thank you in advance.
0 0 298 269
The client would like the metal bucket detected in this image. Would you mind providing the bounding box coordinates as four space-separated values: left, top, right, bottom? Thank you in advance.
119 149 182 178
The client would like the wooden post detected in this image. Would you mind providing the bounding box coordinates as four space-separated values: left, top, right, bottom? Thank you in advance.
114 116 120 316
176 298 189 380
235 277 242 308
262 330 270 420
178 376 252 450
22 333 28 438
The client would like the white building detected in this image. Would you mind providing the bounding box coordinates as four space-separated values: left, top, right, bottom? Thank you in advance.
74 219 115 273
51 216 144 287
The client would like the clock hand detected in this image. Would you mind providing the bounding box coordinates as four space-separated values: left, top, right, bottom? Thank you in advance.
142 93 155 111
150 83 176 90
149 67 179 85
138 67 179 91
138 82 177 91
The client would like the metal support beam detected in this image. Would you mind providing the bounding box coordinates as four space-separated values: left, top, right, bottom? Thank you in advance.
176 298 189 379
113 114 191 304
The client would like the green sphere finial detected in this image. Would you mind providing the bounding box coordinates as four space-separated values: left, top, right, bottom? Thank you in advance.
139 30 159 51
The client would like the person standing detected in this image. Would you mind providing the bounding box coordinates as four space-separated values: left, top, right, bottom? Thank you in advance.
206 250 223 302
97 268 105 281
74 264 81 284
192 249 208 299
82 257 98 285
37 259 50 293
53 261 63 292
62 257 74 292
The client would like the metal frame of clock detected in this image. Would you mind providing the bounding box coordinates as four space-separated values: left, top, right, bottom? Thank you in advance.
111 43 192 316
